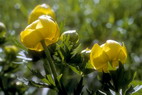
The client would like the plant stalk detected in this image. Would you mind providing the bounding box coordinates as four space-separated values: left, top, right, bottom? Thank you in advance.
41 40 57 79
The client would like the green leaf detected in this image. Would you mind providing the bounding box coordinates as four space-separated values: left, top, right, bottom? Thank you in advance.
18 77 54 89
68 65 82 75
46 75 55 86
57 74 63 82
41 78 51 85
28 67 44 79
131 80 142 86
85 61 93 69
71 44 82 55
28 80 54 89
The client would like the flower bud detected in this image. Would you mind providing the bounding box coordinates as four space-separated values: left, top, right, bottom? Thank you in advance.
60 30 79 43
4 45 18 61
81 48 91 60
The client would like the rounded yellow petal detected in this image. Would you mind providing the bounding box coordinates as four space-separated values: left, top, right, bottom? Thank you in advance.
101 40 127 68
90 44 109 72
38 16 58 39
20 29 42 48
28 4 55 24
38 16 60 45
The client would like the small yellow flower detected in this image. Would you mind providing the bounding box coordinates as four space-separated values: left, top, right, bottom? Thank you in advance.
90 40 127 72
20 15 60 51
28 4 55 24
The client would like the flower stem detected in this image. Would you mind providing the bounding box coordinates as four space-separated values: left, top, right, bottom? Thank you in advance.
41 40 57 79
41 40 67 94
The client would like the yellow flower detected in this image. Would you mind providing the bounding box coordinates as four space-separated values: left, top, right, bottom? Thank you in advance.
90 40 127 72
20 15 60 51
28 4 55 24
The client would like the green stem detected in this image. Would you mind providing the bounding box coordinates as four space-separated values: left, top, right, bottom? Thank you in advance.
41 40 57 79
41 40 66 94
43 58 51 75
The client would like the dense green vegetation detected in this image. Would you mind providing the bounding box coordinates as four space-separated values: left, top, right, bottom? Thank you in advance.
0 0 142 94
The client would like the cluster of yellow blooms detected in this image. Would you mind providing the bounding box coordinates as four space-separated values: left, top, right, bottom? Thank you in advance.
20 4 59 51
20 4 127 72
90 40 127 72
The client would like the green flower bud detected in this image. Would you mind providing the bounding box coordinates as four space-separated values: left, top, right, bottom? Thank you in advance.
4 45 18 61
81 48 91 60
60 30 79 43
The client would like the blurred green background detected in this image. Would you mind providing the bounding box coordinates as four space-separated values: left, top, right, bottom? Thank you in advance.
0 0 142 85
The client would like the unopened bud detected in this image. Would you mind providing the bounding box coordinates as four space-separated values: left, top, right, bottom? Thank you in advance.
81 48 91 60
4 45 18 61
60 30 79 43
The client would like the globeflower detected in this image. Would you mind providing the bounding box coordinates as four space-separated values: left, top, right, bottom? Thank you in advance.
20 15 60 51
90 40 127 72
28 3 55 24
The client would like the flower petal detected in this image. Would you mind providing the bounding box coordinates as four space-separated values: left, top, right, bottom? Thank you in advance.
117 44 127 64
20 29 42 49
101 40 121 61
90 44 109 72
